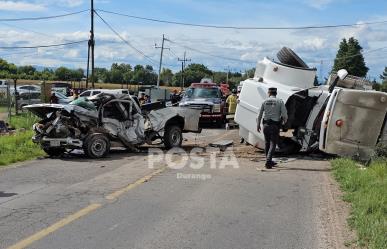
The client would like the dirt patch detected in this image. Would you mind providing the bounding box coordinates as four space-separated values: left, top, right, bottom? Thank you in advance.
316 168 358 249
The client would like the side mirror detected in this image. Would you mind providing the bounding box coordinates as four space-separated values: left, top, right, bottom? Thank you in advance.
337 69 348 80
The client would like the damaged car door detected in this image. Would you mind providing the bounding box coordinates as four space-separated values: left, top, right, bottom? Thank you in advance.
99 98 145 147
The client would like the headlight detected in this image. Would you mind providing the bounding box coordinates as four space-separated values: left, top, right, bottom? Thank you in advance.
213 104 221 112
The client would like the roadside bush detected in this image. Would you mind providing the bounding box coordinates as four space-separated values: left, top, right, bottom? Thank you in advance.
332 158 387 249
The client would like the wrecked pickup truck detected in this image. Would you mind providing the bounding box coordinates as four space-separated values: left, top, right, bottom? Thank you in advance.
235 47 387 160
24 93 201 158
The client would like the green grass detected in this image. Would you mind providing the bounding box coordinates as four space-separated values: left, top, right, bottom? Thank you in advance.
0 130 45 166
0 106 7 113
0 113 44 166
332 158 387 249
8 112 39 129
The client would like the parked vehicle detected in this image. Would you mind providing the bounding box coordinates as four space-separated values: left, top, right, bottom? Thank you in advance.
18 91 41 109
0 79 9 92
24 93 202 158
51 82 71 96
79 89 129 98
179 82 226 126
17 85 41 93
139 87 171 102
235 47 387 160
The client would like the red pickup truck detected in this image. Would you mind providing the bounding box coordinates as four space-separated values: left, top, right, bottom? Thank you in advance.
179 81 227 126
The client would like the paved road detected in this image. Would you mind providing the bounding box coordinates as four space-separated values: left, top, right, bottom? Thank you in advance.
0 129 349 249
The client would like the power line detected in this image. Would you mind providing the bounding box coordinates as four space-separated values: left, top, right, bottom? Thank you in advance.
0 9 89 22
308 46 387 64
97 9 387 30
94 10 158 67
167 38 255 64
0 40 88 49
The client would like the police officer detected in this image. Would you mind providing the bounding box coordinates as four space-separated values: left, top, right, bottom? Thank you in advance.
257 87 288 169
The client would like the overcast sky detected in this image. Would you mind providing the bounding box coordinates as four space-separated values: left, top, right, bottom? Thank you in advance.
0 0 386 79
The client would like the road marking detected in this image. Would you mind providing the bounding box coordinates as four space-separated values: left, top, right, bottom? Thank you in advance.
7 203 101 249
105 167 166 200
7 167 166 249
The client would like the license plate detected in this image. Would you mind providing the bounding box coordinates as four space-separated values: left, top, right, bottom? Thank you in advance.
50 140 60 147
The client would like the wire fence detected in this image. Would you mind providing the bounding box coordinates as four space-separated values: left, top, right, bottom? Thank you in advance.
0 85 43 122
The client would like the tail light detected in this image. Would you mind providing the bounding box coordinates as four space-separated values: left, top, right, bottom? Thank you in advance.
335 119 344 127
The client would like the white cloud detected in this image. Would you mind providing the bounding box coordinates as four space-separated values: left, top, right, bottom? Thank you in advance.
0 1 46 11
57 0 83 7
305 0 334 9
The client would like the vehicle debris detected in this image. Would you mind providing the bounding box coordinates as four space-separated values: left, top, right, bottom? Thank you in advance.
209 139 233 151
24 93 202 158
235 47 387 160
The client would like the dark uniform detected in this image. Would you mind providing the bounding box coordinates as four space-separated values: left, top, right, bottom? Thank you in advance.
257 88 288 168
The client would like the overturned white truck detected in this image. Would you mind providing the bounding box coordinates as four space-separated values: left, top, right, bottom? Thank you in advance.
235 47 387 160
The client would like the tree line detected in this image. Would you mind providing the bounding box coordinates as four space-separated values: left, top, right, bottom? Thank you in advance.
0 36 386 91
0 57 253 88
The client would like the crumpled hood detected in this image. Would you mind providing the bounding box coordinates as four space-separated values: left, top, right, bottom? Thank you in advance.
24 103 98 120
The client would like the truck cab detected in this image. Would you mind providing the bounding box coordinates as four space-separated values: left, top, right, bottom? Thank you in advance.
235 48 387 160
179 81 226 126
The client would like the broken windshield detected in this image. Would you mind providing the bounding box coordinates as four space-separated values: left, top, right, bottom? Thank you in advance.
185 88 221 99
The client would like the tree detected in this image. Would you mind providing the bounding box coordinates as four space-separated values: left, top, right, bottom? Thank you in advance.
377 67 387 92
131 65 157 85
172 63 212 86
55 67 72 81
332 37 368 77
380 67 387 83
160 68 173 86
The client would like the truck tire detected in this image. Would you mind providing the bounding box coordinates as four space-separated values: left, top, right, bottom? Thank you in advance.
43 147 66 157
164 125 183 149
83 134 110 158
277 47 309 69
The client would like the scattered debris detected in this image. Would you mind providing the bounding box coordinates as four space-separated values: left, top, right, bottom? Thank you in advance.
209 140 233 151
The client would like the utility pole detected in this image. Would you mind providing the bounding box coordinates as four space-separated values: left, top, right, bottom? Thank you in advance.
13 78 18 115
155 34 169 87
225 66 230 84
319 60 323 84
178 51 191 89
86 0 95 89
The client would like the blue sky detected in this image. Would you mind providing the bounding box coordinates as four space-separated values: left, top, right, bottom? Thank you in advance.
0 0 386 79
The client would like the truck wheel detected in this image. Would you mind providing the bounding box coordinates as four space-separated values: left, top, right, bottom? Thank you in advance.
83 134 110 158
277 47 309 69
43 147 66 157
164 125 183 149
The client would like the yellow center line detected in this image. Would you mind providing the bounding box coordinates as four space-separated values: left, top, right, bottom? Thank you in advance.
7 167 167 249
105 167 166 200
7 203 101 249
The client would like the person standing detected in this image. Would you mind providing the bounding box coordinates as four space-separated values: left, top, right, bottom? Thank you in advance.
49 92 59 104
226 89 238 114
257 87 288 169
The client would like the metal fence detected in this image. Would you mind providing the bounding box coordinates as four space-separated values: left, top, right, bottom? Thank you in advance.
0 86 42 120
0 87 13 120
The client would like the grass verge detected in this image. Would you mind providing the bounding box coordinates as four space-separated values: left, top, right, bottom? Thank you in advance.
0 113 44 166
0 130 45 166
332 158 387 249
